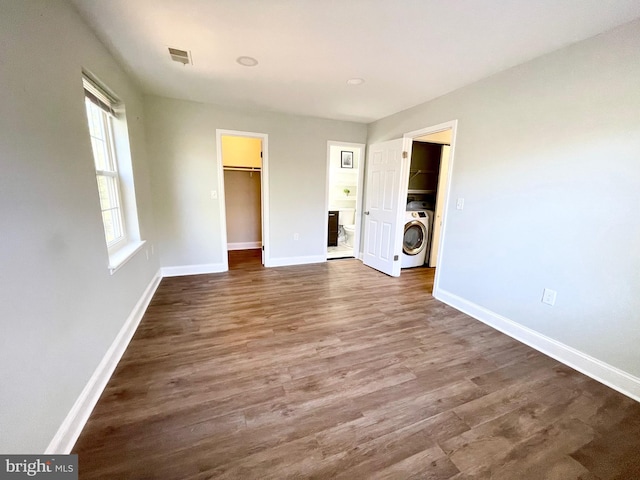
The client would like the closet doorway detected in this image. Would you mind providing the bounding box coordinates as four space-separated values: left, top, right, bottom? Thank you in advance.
216 130 269 269
402 120 457 293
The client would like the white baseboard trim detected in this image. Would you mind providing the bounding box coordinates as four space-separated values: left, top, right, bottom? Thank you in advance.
266 255 326 268
161 262 227 277
46 270 162 454
434 287 640 403
227 242 261 251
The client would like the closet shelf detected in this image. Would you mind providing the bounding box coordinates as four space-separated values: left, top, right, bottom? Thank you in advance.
408 169 438 183
223 166 261 172
407 189 436 194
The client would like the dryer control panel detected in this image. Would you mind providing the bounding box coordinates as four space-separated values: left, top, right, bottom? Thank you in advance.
410 211 427 218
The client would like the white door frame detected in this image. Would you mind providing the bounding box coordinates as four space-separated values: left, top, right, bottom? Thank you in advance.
324 141 366 259
430 145 451 267
215 129 270 270
403 120 458 292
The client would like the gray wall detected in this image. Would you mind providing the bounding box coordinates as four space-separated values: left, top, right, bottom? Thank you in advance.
369 20 640 377
224 170 262 245
144 96 367 267
0 0 159 452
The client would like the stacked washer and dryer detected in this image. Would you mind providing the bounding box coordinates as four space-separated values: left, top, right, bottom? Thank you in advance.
401 200 433 268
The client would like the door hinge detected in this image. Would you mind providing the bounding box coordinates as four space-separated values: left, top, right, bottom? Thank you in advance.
262 245 265 250
402 151 408 159
394 255 399 261
260 151 263 158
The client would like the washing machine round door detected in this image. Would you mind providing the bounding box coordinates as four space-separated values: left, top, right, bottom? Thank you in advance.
403 220 427 255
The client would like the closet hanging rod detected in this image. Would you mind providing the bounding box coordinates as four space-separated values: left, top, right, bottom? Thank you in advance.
223 166 261 172
409 169 426 183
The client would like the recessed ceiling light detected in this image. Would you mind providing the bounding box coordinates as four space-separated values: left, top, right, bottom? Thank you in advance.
346 78 365 86
237 56 259 67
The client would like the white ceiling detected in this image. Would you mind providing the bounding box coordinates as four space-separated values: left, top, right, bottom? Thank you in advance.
71 0 640 123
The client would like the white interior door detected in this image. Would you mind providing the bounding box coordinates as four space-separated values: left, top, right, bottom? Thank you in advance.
429 144 450 267
362 139 406 277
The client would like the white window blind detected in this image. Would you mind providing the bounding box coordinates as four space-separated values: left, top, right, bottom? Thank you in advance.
82 76 116 115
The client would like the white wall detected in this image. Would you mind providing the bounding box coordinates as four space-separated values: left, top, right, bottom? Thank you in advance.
328 145 359 211
224 170 262 245
369 20 640 379
145 96 367 267
0 0 158 452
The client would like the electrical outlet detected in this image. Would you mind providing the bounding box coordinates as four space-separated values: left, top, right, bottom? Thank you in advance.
542 288 557 306
294 233 299 241
456 198 464 210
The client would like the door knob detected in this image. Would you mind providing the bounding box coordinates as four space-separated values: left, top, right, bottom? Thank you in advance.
364 211 370 215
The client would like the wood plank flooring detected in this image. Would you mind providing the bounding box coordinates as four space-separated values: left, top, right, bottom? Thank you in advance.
73 250 640 479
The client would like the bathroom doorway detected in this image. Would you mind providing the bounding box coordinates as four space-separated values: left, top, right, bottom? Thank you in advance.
325 142 365 260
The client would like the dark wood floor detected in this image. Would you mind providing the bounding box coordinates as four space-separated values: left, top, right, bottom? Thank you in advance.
74 250 640 479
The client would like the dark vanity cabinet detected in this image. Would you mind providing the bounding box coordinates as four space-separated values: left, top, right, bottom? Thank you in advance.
328 210 339 246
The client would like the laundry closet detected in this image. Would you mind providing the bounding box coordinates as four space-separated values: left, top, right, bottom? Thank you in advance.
402 131 451 269
221 135 263 253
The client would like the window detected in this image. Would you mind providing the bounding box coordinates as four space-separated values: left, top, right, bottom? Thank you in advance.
84 81 124 247
83 75 144 273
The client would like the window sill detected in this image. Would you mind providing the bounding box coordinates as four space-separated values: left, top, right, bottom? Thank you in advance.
108 240 146 275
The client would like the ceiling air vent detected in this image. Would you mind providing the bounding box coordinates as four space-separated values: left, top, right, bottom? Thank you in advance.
168 47 191 65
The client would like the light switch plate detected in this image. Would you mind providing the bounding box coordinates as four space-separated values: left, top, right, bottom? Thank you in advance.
542 288 557 306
